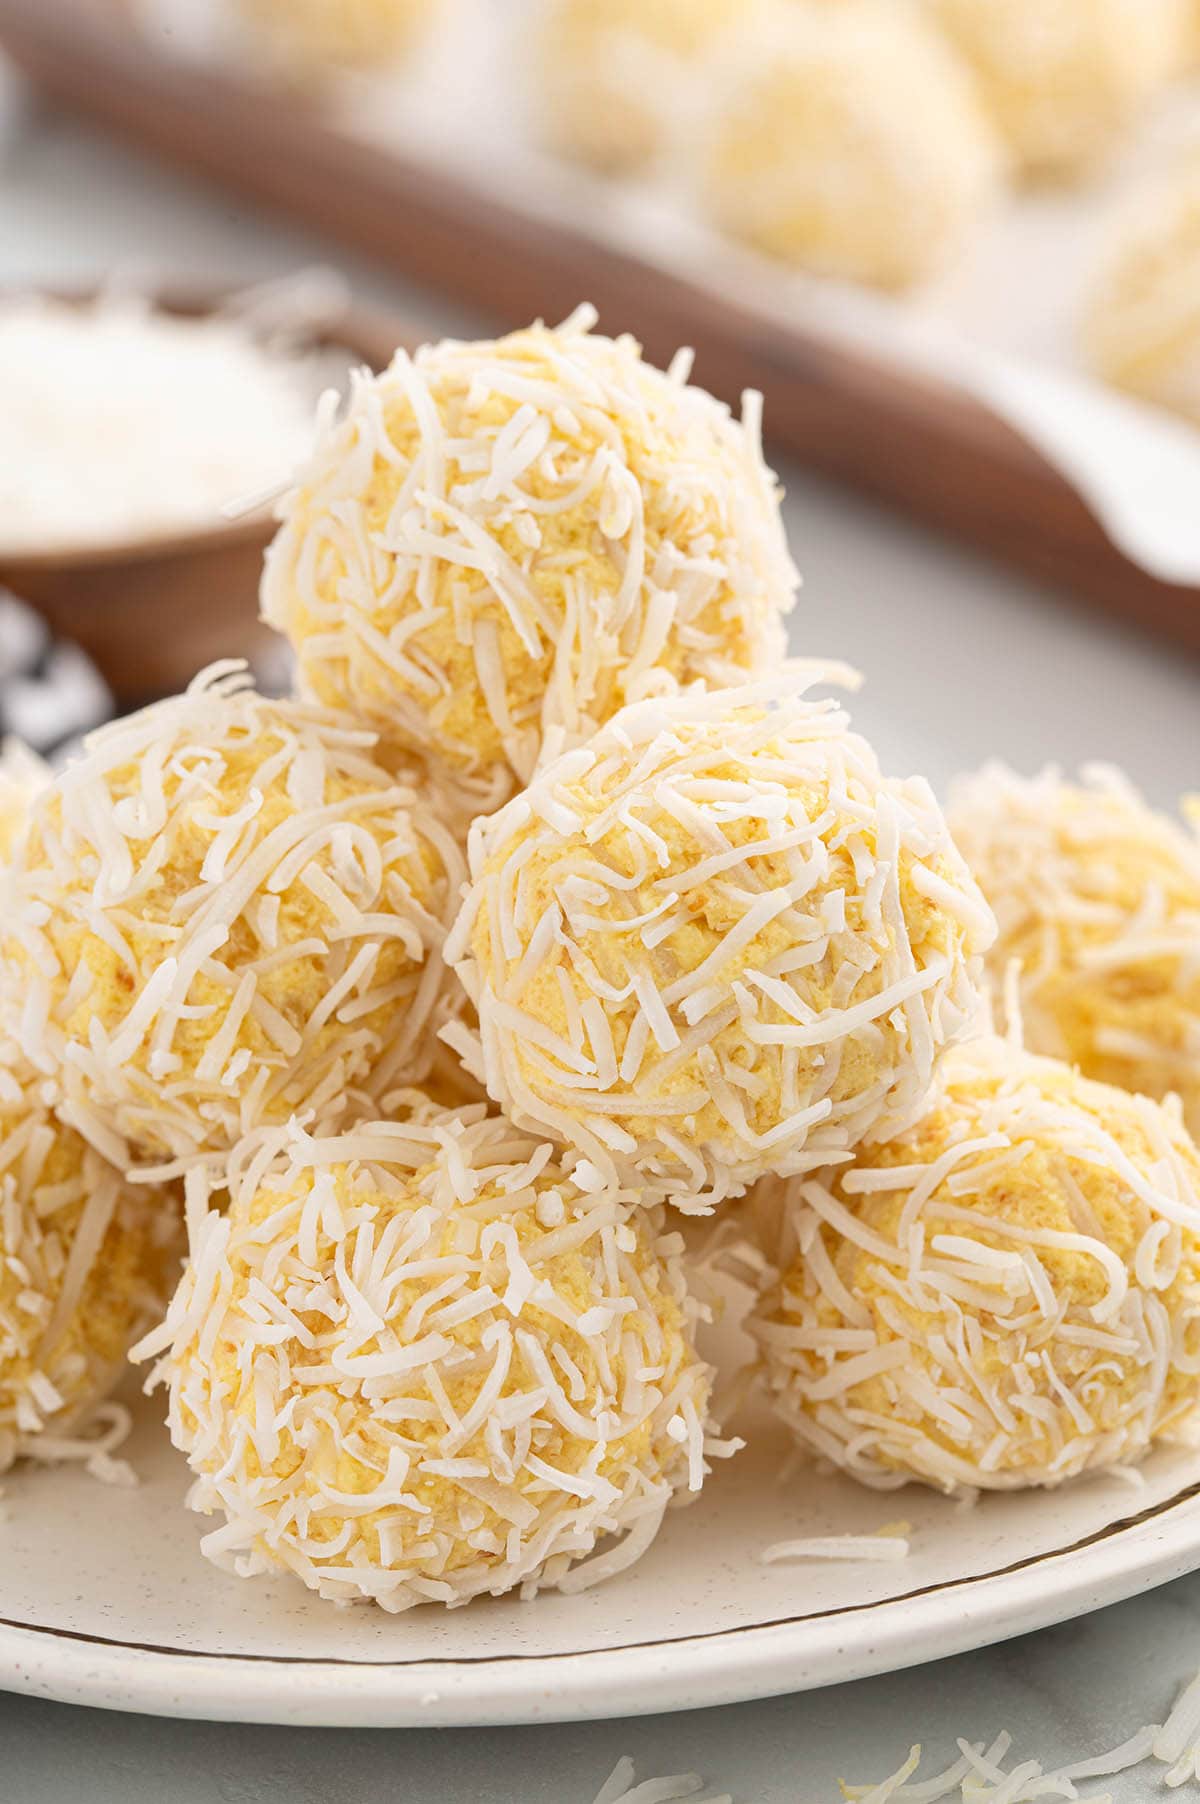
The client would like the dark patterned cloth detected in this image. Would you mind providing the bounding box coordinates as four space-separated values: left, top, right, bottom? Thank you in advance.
0 589 113 757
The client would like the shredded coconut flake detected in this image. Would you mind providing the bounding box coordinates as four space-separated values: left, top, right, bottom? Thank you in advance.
588 1758 731 1804
845 1666 1200 1802
759 1531 910 1564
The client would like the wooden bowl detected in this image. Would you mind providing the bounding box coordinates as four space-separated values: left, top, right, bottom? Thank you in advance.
0 288 415 704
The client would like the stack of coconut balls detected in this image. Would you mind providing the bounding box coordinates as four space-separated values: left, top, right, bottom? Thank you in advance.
4 307 1200 1620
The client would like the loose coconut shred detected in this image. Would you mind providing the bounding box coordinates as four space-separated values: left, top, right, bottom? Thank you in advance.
843 1663 1200 1800
134 1109 729 1612
448 669 993 1211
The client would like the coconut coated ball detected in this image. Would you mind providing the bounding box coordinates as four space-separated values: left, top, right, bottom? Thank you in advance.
1083 163 1200 424
0 1049 175 1473
926 0 1184 181
1 664 464 1168
949 762 1200 1139
447 672 994 1212
535 0 745 174
137 1110 720 1611
702 1 1001 290
749 1039 1200 1492
261 306 797 789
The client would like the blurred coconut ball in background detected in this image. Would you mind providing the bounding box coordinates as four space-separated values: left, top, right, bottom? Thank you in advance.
533 0 751 175
1083 158 1200 425
230 0 438 82
925 0 1187 182
701 0 1003 290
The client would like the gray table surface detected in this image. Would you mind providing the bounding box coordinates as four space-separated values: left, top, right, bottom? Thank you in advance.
2 84 1200 1803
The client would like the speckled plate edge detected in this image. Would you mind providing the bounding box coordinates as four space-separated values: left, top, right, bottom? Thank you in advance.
3 1489 1200 1726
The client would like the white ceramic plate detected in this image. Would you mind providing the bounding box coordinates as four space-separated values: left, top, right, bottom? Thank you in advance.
4 1374 1200 1728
